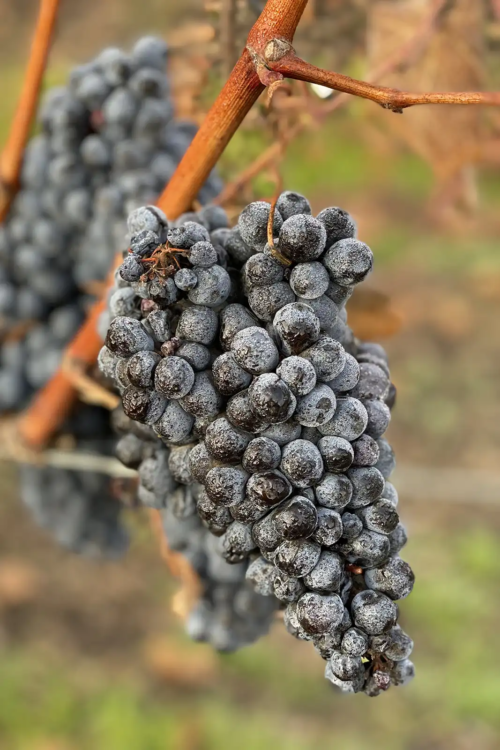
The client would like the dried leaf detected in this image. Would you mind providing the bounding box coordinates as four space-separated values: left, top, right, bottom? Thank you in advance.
347 288 403 340
143 635 218 688
0 559 42 607
167 23 216 49
149 510 202 620
367 0 485 180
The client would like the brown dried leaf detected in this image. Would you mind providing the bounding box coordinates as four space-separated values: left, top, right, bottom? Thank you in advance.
367 0 485 179
347 288 403 340
143 635 218 688
149 510 202 620
0 559 42 607
167 23 216 49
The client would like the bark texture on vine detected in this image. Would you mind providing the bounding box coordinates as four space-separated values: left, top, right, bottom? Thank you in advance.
0 0 61 222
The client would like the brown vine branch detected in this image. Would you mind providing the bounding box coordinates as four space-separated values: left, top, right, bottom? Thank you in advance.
0 0 61 222
269 50 500 114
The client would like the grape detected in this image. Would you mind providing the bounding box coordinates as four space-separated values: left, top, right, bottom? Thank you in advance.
274 539 321 577
276 356 317 396
280 439 324 489
297 592 344 634
339 530 390 568
242 438 281 473
289 262 330 299
363 399 391 439
205 466 249 507
106 316 154 357
357 499 399 535
302 337 346 382
231 327 279 375
319 397 368 441
176 306 219 345
274 496 318 540
153 400 194 442
278 215 327 263
132 36 169 70
248 373 296 424
167 221 210 249
212 352 252 396
179 371 222 418
176 341 211 371
276 191 311 220
273 571 306 602
315 473 353 510
248 282 296 323
205 417 251 463
244 253 284 288
323 239 373 287
245 470 292 511
154 356 195 399
364 557 415 600
127 350 160 388
188 241 218 268
238 201 283 251
273 302 320 353
351 590 398 635
352 434 380 467
246 556 277 596
316 207 357 246
312 507 343 546
317 436 354 473
351 363 390 401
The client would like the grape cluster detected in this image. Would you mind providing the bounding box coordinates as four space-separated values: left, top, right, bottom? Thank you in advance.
0 35 221 413
1 37 221 562
20 405 129 558
100 194 415 693
114 405 277 651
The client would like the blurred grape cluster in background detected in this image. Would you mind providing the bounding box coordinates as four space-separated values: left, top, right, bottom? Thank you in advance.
0 1 500 748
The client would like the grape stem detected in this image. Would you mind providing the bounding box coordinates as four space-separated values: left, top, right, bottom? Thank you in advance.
268 50 500 114
0 0 61 222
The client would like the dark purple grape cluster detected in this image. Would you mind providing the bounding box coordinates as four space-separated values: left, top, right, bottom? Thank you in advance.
100 194 415 692
0 38 221 563
20 405 129 558
0 36 222 414
113 405 277 651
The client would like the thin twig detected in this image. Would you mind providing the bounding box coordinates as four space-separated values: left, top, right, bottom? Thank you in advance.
149 509 202 619
0 0 61 222
0 447 137 478
62 355 121 411
272 52 500 113
220 0 238 80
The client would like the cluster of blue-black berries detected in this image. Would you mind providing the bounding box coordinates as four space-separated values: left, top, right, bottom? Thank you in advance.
0 35 221 414
100 193 415 695
0 37 220 559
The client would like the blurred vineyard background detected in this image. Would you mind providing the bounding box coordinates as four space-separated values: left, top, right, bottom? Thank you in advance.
1 1 500 748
